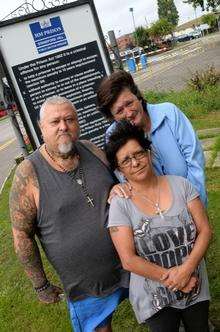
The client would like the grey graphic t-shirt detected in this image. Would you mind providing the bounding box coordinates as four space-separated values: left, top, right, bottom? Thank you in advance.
108 175 210 323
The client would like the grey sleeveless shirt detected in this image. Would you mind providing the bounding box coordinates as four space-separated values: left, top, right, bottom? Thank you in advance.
28 141 122 300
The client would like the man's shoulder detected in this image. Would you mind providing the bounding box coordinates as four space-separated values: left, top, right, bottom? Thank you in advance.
13 157 39 191
78 140 108 166
79 139 96 150
26 148 41 162
15 158 35 175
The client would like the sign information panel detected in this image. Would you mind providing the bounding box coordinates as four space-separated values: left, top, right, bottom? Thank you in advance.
0 1 112 148
13 41 108 145
29 16 68 54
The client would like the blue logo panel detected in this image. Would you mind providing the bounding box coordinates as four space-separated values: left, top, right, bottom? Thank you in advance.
30 16 68 54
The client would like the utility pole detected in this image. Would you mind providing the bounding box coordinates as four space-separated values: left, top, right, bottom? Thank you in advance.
108 30 123 70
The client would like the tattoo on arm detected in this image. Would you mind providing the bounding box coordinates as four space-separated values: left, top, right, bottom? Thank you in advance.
14 230 47 287
10 160 38 232
109 226 119 233
10 160 47 288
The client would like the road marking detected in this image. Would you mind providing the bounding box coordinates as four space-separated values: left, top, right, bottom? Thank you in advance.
147 46 203 65
135 47 205 82
0 138 16 152
135 43 203 75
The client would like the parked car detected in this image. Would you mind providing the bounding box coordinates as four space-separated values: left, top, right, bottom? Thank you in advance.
175 29 202 43
0 110 7 118
175 34 193 42
189 30 202 39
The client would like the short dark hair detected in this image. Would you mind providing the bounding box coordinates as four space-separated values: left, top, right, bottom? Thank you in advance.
97 70 145 119
105 120 151 170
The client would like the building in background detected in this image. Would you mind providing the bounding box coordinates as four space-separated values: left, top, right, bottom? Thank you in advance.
116 33 134 51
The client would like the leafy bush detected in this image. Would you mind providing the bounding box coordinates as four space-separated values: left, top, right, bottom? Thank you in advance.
202 13 218 29
144 81 220 119
187 65 220 91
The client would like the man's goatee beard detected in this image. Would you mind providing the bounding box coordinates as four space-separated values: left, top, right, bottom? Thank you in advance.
58 142 76 155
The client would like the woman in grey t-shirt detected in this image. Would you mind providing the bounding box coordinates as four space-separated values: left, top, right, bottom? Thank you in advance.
105 120 212 332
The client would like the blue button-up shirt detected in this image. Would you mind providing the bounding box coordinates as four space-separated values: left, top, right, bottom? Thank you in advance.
106 102 207 206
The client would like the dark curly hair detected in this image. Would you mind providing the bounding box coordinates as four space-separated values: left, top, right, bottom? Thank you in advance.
97 70 146 119
105 120 151 170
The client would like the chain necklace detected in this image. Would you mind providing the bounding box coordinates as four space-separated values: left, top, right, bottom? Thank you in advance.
44 145 95 208
132 177 165 219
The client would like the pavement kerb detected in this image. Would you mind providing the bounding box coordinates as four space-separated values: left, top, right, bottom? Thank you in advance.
197 128 220 140
0 164 16 197
199 128 220 168
0 115 9 122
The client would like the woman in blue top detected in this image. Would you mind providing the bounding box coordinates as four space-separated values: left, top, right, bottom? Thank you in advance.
105 120 212 332
97 70 207 206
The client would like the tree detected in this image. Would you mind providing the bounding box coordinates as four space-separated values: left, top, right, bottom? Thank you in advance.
202 13 218 28
183 0 205 10
133 26 150 47
183 0 220 11
206 0 220 11
157 0 179 26
149 18 174 38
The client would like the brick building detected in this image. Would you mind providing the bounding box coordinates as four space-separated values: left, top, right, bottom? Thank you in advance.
116 33 134 51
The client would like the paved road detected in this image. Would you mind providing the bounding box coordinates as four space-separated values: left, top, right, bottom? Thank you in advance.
0 117 16 144
133 32 220 91
0 118 21 190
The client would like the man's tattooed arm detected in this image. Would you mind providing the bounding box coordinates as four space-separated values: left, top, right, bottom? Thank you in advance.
9 160 62 303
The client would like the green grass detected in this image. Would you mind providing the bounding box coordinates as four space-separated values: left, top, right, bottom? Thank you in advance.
144 85 220 121
206 169 220 331
192 113 220 131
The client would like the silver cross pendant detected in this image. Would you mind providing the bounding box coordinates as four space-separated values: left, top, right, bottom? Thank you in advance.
87 196 94 207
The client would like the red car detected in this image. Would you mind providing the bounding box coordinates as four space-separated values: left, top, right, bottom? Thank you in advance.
0 101 7 118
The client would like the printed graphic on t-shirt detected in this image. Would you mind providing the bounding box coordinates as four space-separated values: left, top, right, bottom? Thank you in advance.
133 209 201 311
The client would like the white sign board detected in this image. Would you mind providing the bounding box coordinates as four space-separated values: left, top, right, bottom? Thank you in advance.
0 1 112 148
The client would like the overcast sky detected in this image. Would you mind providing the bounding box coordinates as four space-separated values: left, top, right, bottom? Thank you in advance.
0 0 205 36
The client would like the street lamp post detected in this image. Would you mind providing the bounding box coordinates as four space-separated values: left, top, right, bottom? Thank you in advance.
129 7 137 46
129 7 136 32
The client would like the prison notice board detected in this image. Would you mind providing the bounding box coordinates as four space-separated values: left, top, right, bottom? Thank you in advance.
0 1 112 148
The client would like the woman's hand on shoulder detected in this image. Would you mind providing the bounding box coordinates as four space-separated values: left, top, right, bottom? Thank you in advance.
108 182 132 204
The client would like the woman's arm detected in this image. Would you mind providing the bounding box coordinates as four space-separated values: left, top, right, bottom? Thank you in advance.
162 197 212 290
109 226 169 283
172 104 207 206
183 197 212 271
